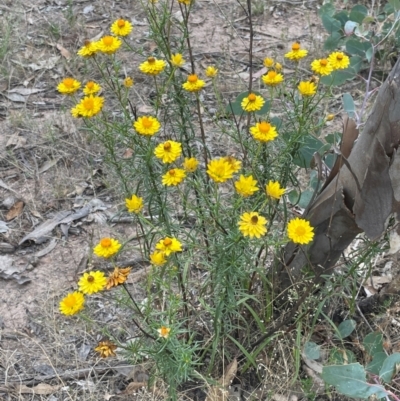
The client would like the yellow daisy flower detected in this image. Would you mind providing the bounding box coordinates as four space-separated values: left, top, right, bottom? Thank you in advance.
95 340 117 358
134 116 161 136
263 57 274 68
170 53 185 67
234 175 259 197
328 51 350 70
57 77 81 95
96 36 122 54
298 81 317 97
275 62 283 71
71 105 81 118
207 158 235 183
93 238 121 258
287 218 314 244
83 81 101 95
284 42 308 61
74 95 104 118
110 19 133 37
154 140 182 163
241 93 265 112
158 326 171 338
222 156 241 174
125 195 143 213
139 57 166 75
156 237 182 256
262 70 284 86
78 271 107 294
266 180 286 200
182 74 205 92
150 250 168 266
123 77 134 87
238 212 267 238
183 157 199 172
162 168 186 186
250 121 278 143
106 267 131 289
178 0 191 4
311 58 333 76
59 291 84 316
205 66 218 77
77 40 98 57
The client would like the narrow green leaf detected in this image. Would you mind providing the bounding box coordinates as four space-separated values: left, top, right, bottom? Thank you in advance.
336 319 356 339
379 353 400 382
363 332 384 356
366 352 387 375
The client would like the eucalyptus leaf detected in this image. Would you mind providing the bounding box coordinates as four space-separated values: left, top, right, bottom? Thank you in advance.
363 332 384 356
344 20 358 36
304 341 320 360
343 93 356 119
336 319 356 339
324 32 342 51
320 68 355 86
322 14 342 33
349 4 368 24
366 352 387 375
319 2 336 17
334 11 350 27
379 353 400 382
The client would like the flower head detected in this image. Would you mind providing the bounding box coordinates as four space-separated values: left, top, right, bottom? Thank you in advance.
182 74 205 92
234 175 259 197
183 157 199 172
250 121 278 143
83 81 101 95
57 77 81 95
150 250 167 266
311 58 333 76
326 113 335 121
222 156 241 174
285 42 308 61
154 140 182 163
106 267 131 289
73 95 104 118
241 93 265 112
59 291 84 316
238 212 267 238
158 326 171 338
170 53 185 67
125 195 143 214
263 57 274 68
178 0 191 4
156 237 182 256
110 19 133 36
162 169 186 186
207 158 235 183
298 81 317 97
262 70 284 86
266 180 285 200
287 218 314 244
205 66 218 77
124 77 134 88
96 35 122 54
93 238 121 258
134 116 161 136
77 40 98 57
139 57 166 75
328 51 350 70
275 62 283 71
78 271 107 294
95 340 117 358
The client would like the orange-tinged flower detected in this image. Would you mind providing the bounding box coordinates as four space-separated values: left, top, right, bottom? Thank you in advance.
139 57 166 75
134 116 161 136
156 237 182 256
73 95 104 118
311 58 333 76
207 158 235 183
262 70 284 86
241 93 265 112
182 74 205 92
263 57 274 68
183 157 199 172
162 169 186 186
328 51 350 70
266 180 285 200
238 212 267 238
77 40 98 57
93 238 121 258
78 271 107 294
287 218 314 244
285 42 308 61
222 156 241 174
95 340 117 358
298 81 317 97
158 326 171 338
250 121 278 143
110 19 133 36
96 35 122 54
170 53 185 67
205 66 218 77
59 292 84 315
124 77 134 87
234 175 259 197
106 267 131 289
154 140 182 163
83 81 101 95
150 250 167 266
57 77 81 94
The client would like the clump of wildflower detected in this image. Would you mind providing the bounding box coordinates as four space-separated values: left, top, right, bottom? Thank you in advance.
162 169 186 186
158 326 171 338
241 93 265 112
124 77 134 87
78 271 107 294
96 36 122 54
285 42 308 61
125 195 143 214
182 74 205 92
235 175 259 197
311 58 333 76
150 250 168 266
328 51 350 70
93 238 121 258
154 140 182 163
250 121 278 143
57 77 81 95
263 57 274 68
156 237 182 256
77 40 98 57
298 81 317 97
238 212 267 238
139 57 166 75
110 19 133 36
223 156 241 174
59 291 84 316
106 267 131 289
207 158 235 183
183 157 199 172
170 53 185 67
205 66 218 77
95 340 117 358
287 218 314 244
72 95 104 118
134 116 161 136
83 81 101 95
262 70 284 86
266 181 285 200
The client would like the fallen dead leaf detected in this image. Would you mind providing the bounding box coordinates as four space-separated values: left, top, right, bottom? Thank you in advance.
206 358 237 401
122 148 134 159
56 43 71 59
6 200 24 221
6 133 27 149
8 87 45 95
121 381 147 394
15 383 62 395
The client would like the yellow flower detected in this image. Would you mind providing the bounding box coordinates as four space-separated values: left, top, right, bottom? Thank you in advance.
222 156 241 174
95 340 117 358
124 77 134 87
93 238 121 258
78 271 107 294
263 57 274 68
328 51 350 70
139 57 166 75
77 40 98 57
59 291 84 316
83 81 101 95
96 36 122 54
182 74 205 92
125 195 143 213
183 157 199 172
250 121 278 143
262 70 284 86
298 81 317 97
311 58 333 76
73 95 104 118
241 93 265 112
57 77 81 95
71 105 81 118
284 42 308 61
170 53 185 67
156 237 182 256
234 175 259 197
266 180 285 200
238 212 267 238
207 158 235 183
287 218 314 244
150 250 168 266
326 113 335 121
162 168 186 186
205 66 218 77
134 116 161 136
106 267 131 289
178 0 191 4
154 140 182 163
275 62 283 71
110 19 133 37
158 326 171 338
